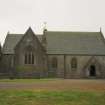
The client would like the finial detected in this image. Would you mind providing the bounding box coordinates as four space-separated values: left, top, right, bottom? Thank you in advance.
43 22 47 30
100 27 102 32
7 31 10 34
43 22 47 33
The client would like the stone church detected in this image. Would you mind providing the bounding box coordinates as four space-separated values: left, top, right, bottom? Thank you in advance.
0 27 105 78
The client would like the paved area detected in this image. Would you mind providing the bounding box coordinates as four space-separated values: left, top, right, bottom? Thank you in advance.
0 79 105 91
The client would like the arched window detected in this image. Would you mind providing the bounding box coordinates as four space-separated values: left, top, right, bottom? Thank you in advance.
32 53 34 64
52 57 57 68
24 45 34 64
25 53 28 64
24 52 34 64
71 57 77 69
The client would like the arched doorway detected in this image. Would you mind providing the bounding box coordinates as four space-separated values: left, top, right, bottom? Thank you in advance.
89 65 96 76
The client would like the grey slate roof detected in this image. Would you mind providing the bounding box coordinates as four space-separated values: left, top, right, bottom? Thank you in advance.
45 31 105 55
3 30 105 55
3 33 42 54
3 34 24 54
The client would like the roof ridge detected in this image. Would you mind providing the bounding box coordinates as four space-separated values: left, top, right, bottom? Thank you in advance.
8 33 24 35
46 31 100 33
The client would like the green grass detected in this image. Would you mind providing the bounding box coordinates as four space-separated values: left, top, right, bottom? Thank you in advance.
0 79 105 105
0 90 105 105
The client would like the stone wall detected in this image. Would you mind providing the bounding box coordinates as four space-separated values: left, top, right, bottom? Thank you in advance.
47 55 64 78
0 54 15 78
47 55 105 78
1 53 105 79
14 32 47 78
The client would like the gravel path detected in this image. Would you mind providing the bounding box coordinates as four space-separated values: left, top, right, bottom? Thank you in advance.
0 79 105 91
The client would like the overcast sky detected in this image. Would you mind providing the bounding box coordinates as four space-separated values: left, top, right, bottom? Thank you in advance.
0 0 105 45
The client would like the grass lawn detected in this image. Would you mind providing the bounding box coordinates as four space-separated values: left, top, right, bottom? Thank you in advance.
0 90 105 105
0 79 105 105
